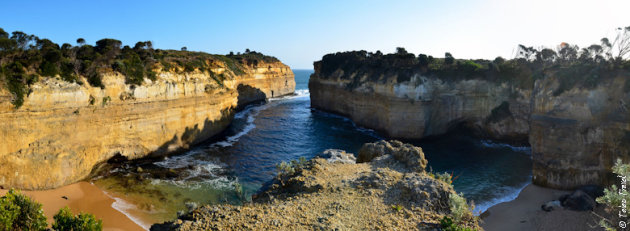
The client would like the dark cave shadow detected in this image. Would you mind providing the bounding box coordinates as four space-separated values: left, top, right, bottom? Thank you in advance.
236 84 267 111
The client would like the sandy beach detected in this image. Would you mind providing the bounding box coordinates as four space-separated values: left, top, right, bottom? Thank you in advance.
481 184 606 231
0 181 146 231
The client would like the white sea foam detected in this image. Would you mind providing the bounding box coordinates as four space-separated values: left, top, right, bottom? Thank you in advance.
211 103 271 147
211 89 311 148
473 181 530 215
480 139 531 154
212 122 257 147
269 89 310 101
153 154 236 190
150 175 236 191
101 188 152 230
154 149 206 168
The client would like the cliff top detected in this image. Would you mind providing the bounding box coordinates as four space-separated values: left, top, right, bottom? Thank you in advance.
313 28 630 93
152 141 480 231
0 28 287 108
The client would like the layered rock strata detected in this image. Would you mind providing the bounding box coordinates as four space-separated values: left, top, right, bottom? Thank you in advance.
0 61 294 189
309 63 531 142
309 53 630 189
530 74 630 189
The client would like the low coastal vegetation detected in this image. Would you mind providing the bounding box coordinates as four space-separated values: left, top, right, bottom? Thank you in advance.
0 27 278 108
317 26 630 92
596 159 630 231
153 141 480 230
0 189 102 231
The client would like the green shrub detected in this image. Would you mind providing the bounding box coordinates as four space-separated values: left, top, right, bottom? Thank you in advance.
52 207 102 231
0 189 48 231
437 192 478 231
101 96 111 107
216 55 245 75
39 61 59 77
445 52 455 65
440 216 476 231
122 53 145 85
458 60 483 76
60 61 78 83
87 72 104 89
430 171 453 185
146 70 157 81
1 61 28 108
596 159 630 231
160 60 172 72
276 157 308 178
437 172 453 184
449 192 474 224
6 75 26 109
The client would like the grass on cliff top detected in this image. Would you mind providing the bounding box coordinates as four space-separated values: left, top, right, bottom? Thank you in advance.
0 27 281 108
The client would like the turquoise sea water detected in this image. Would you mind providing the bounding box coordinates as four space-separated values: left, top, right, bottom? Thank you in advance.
95 70 532 227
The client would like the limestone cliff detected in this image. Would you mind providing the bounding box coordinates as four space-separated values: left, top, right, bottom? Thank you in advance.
309 51 630 189
309 58 530 142
531 73 630 189
0 61 294 189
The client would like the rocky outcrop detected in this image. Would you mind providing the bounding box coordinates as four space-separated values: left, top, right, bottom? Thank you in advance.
357 140 428 172
309 51 630 189
0 61 294 189
152 141 480 231
530 74 630 189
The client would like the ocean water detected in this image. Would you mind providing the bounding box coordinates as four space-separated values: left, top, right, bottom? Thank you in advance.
93 70 532 228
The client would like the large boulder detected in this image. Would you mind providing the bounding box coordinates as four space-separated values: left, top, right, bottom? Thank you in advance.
357 140 428 172
559 189 597 211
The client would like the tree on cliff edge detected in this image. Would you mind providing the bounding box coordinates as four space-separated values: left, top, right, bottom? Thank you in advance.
418 54 429 67
445 52 454 65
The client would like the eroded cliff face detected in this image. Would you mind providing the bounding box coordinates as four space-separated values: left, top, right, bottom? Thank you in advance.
531 75 630 189
310 55 630 189
309 64 530 142
0 61 294 189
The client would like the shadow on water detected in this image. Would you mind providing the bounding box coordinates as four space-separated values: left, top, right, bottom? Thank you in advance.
236 84 267 111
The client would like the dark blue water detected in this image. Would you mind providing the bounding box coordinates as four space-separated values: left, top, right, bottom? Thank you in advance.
96 70 532 226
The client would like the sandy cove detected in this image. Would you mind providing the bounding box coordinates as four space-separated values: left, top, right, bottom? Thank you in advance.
0 181 147 231
481 184 606 231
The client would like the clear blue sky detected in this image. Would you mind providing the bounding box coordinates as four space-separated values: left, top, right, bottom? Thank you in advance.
1 0 629 69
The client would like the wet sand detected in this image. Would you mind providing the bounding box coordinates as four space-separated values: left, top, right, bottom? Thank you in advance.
481 184 605 231
0 181 147 231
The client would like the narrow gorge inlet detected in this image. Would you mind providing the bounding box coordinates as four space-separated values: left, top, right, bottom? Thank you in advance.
1 2 629 231
91 70 532 227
